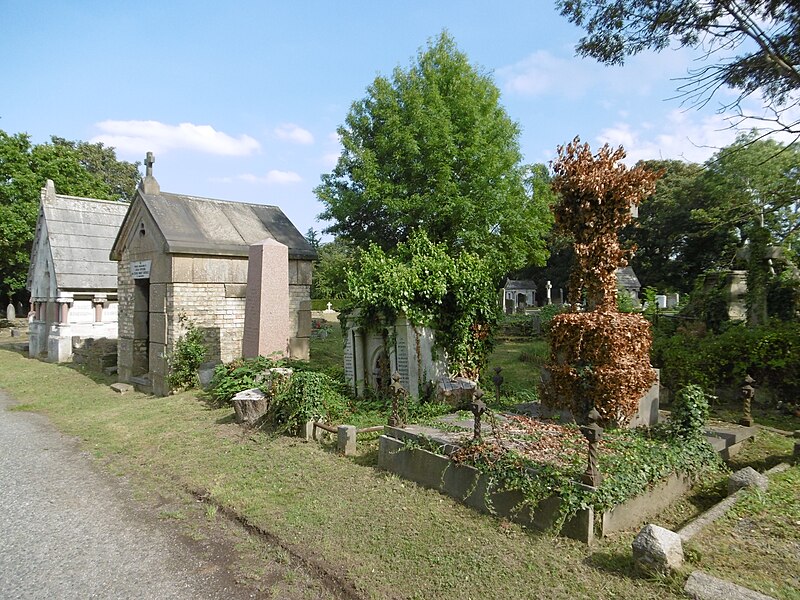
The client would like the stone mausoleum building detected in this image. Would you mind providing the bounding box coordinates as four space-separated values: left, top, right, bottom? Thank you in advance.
27 180 127 362
110 155 316 396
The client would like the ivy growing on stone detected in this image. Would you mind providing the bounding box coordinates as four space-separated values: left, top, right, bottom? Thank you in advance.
347 230 499 381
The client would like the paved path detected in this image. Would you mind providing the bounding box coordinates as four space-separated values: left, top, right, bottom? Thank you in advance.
0 390 252 600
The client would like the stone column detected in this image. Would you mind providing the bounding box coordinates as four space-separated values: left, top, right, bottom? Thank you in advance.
92 293 107 335
28 298 44 358
48 292 74 362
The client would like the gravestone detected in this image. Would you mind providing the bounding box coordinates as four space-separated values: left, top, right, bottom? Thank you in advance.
6 303 15 320
242 239 290 359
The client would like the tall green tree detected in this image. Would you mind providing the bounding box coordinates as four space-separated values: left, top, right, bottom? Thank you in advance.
316 31 551 280
557 0 800 135
0 131 140 303
311 237 355 300
696 132 800 247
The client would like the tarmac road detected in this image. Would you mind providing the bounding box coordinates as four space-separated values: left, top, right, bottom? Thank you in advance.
0 389 253 600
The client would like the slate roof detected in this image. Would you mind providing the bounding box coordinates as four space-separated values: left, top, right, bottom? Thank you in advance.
504 279 537 291
28 187 128 291
112 190 316 261
616 266 641 290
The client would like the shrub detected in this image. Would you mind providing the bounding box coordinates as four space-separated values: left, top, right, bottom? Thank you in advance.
670 384 710 436
652 320 800 402
270 371 351 432
167 316 208 392
209 356 276 404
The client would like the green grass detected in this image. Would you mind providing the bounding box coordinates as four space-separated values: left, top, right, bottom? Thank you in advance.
0 346 687 600
1 329 797 599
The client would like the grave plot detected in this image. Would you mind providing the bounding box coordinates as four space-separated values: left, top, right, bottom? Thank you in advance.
377 404 755 544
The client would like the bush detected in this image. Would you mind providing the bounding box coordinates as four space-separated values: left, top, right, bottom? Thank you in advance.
209 356 275 404
652 320 800 402
670 384 710 436
270 371 351 432
167 317 208 392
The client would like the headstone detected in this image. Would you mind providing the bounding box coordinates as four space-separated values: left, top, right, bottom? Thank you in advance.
242 239 290 359
632 524 684 574
666 293 680 309
6 303 15 320
656 295 667 309
727 467 768 494
324 302 334 313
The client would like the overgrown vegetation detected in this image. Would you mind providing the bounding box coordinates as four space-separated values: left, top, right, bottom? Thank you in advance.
167 315 207 392
209 356 351 432
347 230 500 380
653 320 800 407
446 413 723 532
543 138 660 426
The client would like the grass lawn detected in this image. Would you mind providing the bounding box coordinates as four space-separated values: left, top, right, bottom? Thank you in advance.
0 325 797 599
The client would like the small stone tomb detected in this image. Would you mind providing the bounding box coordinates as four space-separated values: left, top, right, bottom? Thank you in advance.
342 310 448 399
110 154 315 396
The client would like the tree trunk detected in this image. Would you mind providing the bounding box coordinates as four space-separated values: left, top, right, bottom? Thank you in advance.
232 389 269 425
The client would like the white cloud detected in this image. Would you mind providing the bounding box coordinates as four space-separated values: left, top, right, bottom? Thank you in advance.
222 170 302 185
264 170 302 184
274 123 314 145
596 109 742 164
91 120 261 156
497 50 594 99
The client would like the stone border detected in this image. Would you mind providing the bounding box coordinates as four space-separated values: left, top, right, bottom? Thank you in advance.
377 425 698 544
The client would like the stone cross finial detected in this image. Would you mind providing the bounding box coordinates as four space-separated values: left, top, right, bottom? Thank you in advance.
145 152 155 177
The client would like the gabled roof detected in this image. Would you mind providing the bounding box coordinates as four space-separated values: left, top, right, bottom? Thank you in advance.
504 279 537 291
27 181 128 292
616 266 641 290
111 184 316 261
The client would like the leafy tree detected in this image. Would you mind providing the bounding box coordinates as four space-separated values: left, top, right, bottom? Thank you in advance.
316 31 551 280
623 159 729 293
696 132 800 246
558 0 800 135
311 237 355 300
304 227 321 251
0 131 140 303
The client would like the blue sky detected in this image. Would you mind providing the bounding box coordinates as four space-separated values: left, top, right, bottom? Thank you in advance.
1 0 776 239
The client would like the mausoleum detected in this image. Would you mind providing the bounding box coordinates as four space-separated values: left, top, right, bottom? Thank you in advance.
27 180 127 362
110 154 316 396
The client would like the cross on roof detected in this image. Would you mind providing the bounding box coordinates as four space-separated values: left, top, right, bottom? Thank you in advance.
145 152 155 177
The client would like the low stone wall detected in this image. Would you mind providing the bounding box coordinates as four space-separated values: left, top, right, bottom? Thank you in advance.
378 427 595 543
378 425 696 543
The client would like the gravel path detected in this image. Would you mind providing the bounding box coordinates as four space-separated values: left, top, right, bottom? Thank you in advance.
0 390 253 600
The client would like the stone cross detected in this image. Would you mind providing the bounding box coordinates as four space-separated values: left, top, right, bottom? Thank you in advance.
145 152 155 177
470 388 487 440
580 408 603 487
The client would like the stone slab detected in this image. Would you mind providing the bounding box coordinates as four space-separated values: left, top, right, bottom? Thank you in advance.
110 383 134 394
684 571 776 600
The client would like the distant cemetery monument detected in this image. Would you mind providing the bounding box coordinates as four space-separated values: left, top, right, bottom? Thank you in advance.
110 153 316 396
27 180 127 362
